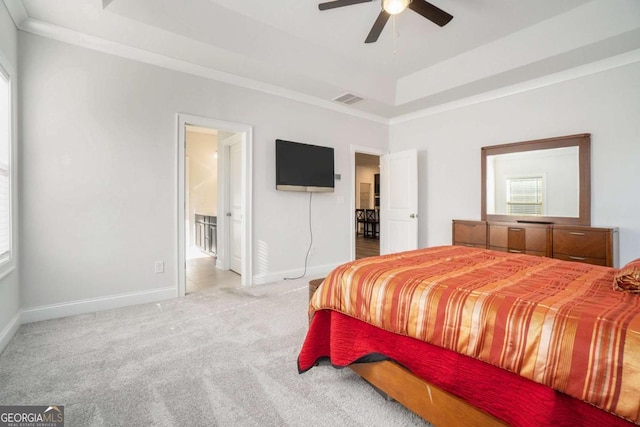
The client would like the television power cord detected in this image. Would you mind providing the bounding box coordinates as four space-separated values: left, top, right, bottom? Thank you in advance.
285 191 313 280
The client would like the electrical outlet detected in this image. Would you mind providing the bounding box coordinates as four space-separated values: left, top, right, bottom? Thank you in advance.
154 261 164 273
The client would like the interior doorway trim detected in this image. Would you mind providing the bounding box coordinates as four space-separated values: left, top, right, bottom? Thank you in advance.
350 145 385 261
177 113 253 296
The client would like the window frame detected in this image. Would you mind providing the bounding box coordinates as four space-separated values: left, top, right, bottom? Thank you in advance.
505 176 544 216
0 56 15 280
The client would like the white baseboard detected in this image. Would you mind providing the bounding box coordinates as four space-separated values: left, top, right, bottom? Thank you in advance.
21 287 177 324
252 262 342 285
0 312 21 356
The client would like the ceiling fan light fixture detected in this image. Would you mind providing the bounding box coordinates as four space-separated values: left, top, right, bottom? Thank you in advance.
318 0 452 44
382 0 411 15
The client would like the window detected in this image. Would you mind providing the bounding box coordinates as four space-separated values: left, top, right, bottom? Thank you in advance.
0 65 12 268
506 177 543 215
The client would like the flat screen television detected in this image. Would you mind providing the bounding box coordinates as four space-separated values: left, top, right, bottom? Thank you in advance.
276 139 335 192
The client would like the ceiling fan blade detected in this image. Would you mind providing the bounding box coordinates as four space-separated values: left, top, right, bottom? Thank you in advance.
365 11 390 43
408 0 453 27
318 0 374 11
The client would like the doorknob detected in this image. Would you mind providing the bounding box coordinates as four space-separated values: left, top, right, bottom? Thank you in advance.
410 214 417 218
226 213 232 217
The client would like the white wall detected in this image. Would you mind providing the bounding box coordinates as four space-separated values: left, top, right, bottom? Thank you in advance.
390 61 640 265
186 130 218 217
19 32 388 312
0 2 20 353
186 130 218 248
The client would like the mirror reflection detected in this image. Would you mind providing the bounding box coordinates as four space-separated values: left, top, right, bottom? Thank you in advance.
486 146 579 218
481 133 590 226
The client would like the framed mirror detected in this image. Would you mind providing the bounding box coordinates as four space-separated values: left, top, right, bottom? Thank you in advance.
481 134 591 225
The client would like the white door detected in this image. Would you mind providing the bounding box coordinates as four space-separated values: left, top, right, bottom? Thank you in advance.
229 140 243 274
380 149 418 254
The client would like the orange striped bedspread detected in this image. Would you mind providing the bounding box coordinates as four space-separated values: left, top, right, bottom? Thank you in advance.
310 246 640 423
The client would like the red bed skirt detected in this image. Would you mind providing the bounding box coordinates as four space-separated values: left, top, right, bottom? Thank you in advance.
298 310 635 427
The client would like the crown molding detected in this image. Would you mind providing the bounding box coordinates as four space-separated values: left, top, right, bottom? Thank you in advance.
390 48 640 125
7 1 640 127
16 16 391 125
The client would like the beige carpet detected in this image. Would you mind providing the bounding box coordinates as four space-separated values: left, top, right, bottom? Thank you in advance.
0 277 426 426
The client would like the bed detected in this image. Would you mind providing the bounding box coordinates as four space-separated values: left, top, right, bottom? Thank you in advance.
298 246 640 426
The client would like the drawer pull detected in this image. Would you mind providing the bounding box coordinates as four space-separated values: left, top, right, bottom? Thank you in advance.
569 232 586 236
509 249 523 253
569 256 587 261
509 228 522 232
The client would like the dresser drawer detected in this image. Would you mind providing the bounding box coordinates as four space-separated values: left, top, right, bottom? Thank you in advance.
487 223 551 256
488 224 507 249
524 227 550 254
552 226 618 267
553 228 607 259
552 253 608 266
452 221 486 247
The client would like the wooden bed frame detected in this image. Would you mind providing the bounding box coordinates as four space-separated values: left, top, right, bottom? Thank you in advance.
349 361 506 427
309 279 505 426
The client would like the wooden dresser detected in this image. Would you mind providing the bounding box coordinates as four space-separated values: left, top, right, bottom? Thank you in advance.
452 220 619 267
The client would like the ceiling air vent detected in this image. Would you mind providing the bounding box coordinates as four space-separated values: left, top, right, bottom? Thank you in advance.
333 93 364 105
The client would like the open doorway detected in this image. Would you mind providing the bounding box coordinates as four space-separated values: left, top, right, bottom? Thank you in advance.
353 150 382 259
184 125 240 293
177 114 253 297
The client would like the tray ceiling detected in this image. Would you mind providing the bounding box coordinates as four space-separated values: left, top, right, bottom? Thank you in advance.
7 0 640 121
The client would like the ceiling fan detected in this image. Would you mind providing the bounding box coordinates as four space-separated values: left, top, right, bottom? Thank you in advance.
318 0 453 43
